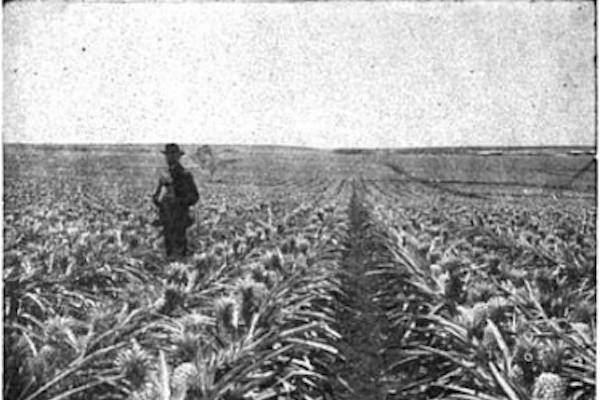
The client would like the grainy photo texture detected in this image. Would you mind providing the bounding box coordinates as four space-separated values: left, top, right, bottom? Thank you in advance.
3 2 596 400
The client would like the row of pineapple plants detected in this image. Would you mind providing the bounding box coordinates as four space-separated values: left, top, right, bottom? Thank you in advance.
4 174 352 400
363 180 595 399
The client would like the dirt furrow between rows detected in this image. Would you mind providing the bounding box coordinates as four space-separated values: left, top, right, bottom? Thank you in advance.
331 181 395 400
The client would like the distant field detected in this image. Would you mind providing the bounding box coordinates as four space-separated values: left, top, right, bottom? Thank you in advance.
4 143 364 185
4 143 595 215
5 144 595 186
379 152 596 197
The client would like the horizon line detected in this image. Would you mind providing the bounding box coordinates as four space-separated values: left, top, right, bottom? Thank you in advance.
3 142 596 150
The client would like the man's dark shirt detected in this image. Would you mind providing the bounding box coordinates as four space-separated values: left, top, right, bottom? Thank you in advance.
169 162 199 208
154 162 199 230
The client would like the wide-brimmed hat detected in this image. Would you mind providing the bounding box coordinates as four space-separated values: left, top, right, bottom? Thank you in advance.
161 143 185 156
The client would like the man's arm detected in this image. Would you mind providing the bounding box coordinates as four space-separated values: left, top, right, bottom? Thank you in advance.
152 182 163 206
152 176 170 206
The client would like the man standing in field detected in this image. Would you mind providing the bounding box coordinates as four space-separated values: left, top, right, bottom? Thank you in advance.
153 144 199 259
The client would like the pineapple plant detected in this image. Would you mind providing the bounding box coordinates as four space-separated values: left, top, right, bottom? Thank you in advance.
511 334 540 387
455 302 489 339
237 280 269 328
115 340 153 392
480 322 504 361
295 236 311 255
570 322 592 345
261 249 285 274
214 296 240 336
191 252 210 271
170 362 201 400
472 301 490 330
466 279 499 303
243 261 266 283
444 269 466 305
485 295 512 332
166 261 195 288
176 312 212 335
171 331 203 364
153 283 186 315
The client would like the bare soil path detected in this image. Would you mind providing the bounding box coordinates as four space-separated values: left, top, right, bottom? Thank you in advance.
331 181 394 400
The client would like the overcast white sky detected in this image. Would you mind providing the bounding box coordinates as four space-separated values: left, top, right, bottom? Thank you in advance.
3 2 596 148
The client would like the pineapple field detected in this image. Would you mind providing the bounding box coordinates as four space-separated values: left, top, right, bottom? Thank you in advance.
4 144 596 400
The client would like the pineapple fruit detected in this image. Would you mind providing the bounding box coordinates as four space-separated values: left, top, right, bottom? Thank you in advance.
532 372 566 400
